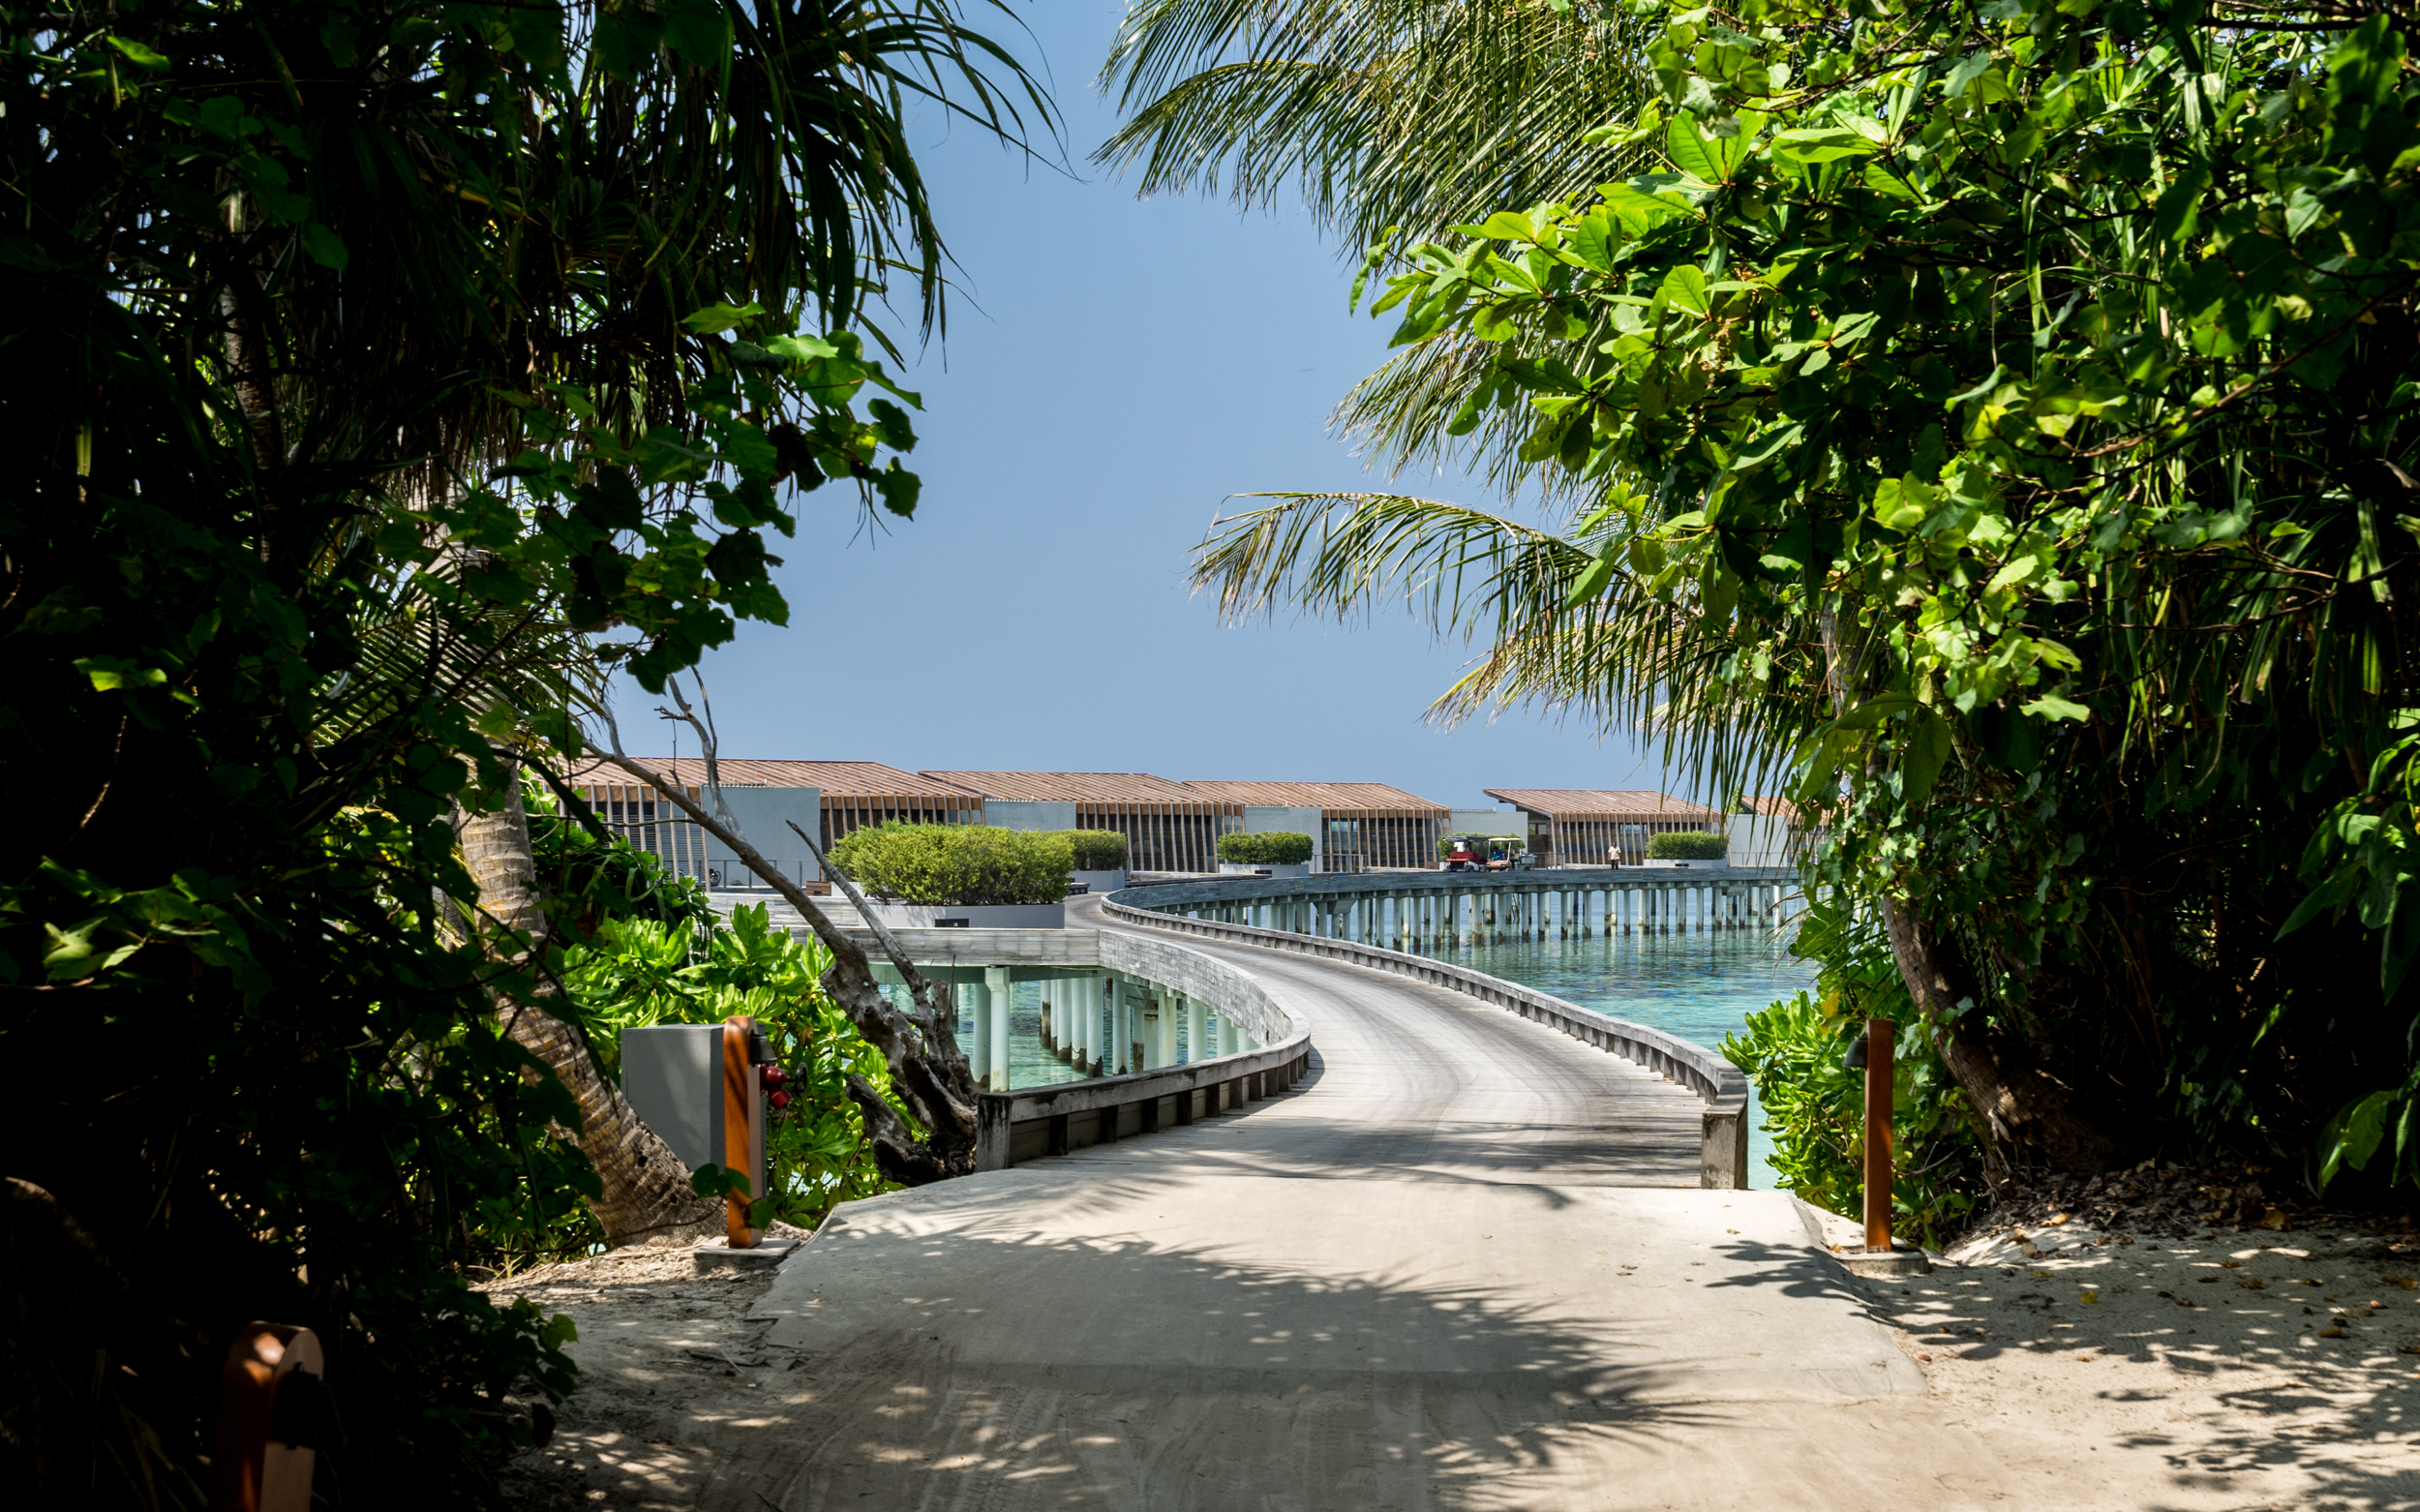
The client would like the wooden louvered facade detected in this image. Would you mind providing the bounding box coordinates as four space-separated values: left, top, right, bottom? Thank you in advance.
922 771 1240 874
1178 780 1450 872
1484 789 1724 867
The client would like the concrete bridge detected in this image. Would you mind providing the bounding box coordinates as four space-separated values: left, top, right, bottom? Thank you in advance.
666 891 2035 1510
1125 865 1797 949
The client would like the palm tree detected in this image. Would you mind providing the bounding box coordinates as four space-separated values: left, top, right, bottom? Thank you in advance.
1096 0 1651 486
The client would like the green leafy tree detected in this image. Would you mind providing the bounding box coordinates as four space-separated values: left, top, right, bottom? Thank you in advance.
1187 3 2420 1192
4 0 1049 1502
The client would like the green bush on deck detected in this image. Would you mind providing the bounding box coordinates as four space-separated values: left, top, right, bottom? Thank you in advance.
1218 831 1315 865
828 823 1072 904
1056 829 1129 870
1646 831 1729 861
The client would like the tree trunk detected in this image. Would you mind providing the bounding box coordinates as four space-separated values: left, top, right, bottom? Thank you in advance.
1879 896 2124 1179
456 772 720 1248
1820 607 2123 1180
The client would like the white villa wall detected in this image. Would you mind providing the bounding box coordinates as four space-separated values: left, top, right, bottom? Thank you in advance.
1241 805 1324 871
705 786 822 889
1727 813 1795 868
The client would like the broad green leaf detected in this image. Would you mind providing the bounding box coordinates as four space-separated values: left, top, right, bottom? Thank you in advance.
2318 1089 2399 1188
107 36 171 70
662 0 731 68
1770 128 1879 166
1901 706 1955 801
1564 552 1618 607
683 302 765 334
1658 264 1710 316
2021 692 2091 722
299 223 348 270
1835 693 1917 730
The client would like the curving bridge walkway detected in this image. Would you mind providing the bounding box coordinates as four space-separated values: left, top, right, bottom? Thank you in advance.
698 896 2035 1510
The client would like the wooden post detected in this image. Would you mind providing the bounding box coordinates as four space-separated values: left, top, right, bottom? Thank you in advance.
723 1015 764 1249
1863 1018 1894 1254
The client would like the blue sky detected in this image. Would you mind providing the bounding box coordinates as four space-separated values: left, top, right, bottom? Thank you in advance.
610 1 1659 810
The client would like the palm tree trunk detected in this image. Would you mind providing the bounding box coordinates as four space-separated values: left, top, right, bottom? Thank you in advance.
456 771 719 1248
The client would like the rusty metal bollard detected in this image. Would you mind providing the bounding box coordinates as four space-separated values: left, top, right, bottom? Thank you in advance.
210 1323 325 1512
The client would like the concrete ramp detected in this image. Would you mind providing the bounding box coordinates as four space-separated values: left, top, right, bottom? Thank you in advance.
681 926 2040 1510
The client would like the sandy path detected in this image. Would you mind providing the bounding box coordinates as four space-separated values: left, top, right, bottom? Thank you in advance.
486 913 2420 1509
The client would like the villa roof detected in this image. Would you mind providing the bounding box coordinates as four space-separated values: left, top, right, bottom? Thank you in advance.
1180 780 1447 814
920 771 1233 807
1483 788 1721 820
564 757 973 802
1739 795 1804 824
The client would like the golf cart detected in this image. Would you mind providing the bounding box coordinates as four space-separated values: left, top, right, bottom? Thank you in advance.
1442 834 1527 872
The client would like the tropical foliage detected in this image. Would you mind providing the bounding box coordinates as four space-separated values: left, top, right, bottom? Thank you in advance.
1097 0 1657 497
1177 2 2420 1194
6 0 1044 1501
562 902 898 1231
1219 831 1316 864
1724 893 1985 1244
1646 832 1729 861
830 823 1075 904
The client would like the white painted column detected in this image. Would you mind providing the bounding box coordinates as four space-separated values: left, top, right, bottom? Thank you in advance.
983 966 1013 1091
1089 972 1108 1069
964 981 990 1084
1066 977 1084 1074
1187 995 1207 1063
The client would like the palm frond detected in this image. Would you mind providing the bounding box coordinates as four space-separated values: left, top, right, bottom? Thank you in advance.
1193 491 1818 799
1099 0 1653 256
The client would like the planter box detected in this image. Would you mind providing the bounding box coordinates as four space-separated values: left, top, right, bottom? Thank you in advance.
863 901 1066 930
1637 859 1733 870
1219 862 1310 878
1071 869 1128 893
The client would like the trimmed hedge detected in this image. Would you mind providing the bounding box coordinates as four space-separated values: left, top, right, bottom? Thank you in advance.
1056 829 1129 871
827 823 1072 904
1646 831 1730 861
1218 831 1314 865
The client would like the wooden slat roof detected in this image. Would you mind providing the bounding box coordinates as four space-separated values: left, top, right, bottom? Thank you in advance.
1180 780 1447 814
922 771 1232 807
1483 788 1721 820
564 757 975 802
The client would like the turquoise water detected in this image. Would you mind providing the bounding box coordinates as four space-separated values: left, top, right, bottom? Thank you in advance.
1408 928 1813 1187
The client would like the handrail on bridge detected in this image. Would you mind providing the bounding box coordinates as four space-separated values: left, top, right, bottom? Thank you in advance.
1102 891 1752 1190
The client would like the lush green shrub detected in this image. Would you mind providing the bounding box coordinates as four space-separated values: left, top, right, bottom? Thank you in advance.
828 823 1073 904
1646 831 1730 861
1219 831 1315 865
1057 829 1129 871
561 901 897 1232
1722 892 1985 1248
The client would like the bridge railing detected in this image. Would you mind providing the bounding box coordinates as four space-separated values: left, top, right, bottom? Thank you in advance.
972 928 1313 1170
1102 892 1751 1190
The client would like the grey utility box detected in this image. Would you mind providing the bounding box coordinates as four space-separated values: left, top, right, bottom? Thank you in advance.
622 1025 726 1175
